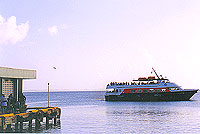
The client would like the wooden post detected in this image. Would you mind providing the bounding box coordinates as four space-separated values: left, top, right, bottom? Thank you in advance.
46 115 49 130
48 83 50 107
28 119 32 132
15 115 19 132
15 121 19 132
54 117 56 126
57 119 61 129
35 119 40 131
19 118 23 132
6 124 11 132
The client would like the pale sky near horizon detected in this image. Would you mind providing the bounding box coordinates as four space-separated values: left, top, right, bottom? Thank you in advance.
0 0 200 92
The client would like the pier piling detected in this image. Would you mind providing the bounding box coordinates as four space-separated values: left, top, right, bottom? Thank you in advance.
28 119 32 132
46 115 49 130
54 117 57 126
15 121 19 132
19 117 23 132
0 107 61 133
35 119 40 131
6 124 11 132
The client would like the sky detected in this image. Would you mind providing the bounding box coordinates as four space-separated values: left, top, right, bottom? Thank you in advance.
0 0 200 92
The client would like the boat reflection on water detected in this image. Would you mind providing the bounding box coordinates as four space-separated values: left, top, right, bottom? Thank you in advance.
109 109 172 117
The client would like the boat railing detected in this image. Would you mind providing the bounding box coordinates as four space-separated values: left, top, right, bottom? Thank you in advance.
108 82 160 87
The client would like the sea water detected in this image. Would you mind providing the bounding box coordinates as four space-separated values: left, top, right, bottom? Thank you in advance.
24 91 200 134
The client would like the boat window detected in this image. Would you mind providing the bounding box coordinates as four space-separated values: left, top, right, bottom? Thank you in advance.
106 89 114 93
137 89 142 93
161 89 166 92
155 89 160 92
116 89 118 92
149 89 154 93
119 89 121 92
149 82 155 84
170 88 176 90
131 90 136 93
143 89 148 93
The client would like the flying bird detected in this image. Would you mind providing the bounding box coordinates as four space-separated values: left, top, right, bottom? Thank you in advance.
53 67 56 69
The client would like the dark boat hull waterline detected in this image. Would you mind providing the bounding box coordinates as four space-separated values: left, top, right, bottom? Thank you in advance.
105 90 198 101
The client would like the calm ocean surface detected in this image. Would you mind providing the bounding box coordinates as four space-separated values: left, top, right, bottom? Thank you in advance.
24 91 200 134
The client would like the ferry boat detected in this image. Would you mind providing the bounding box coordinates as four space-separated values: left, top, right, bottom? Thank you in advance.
105 68 198 101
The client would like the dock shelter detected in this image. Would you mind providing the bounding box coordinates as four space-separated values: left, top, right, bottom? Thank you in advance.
0 67 36 100
0 67 61 133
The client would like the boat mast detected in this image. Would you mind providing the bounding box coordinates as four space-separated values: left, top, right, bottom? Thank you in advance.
152 68 160 79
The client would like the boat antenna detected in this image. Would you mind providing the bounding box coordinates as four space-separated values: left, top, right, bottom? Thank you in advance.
152 67 160 79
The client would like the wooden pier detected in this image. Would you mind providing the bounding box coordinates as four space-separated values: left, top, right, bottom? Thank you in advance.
0 107 61 133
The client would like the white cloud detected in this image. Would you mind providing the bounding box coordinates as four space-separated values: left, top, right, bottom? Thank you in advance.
0 15 29 45
48 25 58 36
48 24 68 36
